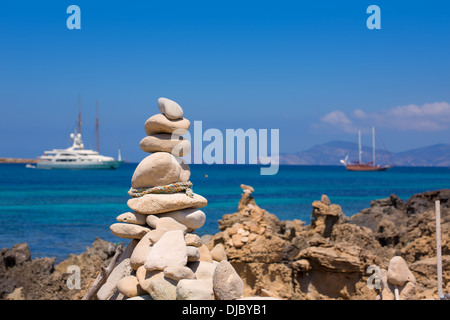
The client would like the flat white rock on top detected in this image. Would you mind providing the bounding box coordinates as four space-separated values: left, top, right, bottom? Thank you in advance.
158 97 184 120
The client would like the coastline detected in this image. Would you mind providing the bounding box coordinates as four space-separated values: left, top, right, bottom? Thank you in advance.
1 187 448 300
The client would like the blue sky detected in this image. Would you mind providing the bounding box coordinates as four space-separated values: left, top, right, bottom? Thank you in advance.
1 0 450 162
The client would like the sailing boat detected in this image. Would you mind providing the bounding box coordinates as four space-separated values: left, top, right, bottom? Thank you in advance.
340 127 389 171
36 97 123 170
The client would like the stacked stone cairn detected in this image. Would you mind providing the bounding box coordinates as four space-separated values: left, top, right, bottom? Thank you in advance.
97 97 244 300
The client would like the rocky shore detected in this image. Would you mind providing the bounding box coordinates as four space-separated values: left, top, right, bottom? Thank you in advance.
1 186 448 300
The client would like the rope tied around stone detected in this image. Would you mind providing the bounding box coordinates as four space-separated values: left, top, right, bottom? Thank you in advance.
128 181 194 198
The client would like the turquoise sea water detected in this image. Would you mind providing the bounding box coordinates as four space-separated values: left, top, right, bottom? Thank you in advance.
0 163 449 262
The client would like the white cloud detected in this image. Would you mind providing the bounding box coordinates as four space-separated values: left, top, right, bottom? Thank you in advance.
382 101 450 131
318 101 450 133
353 109 368 119
320 110 355 133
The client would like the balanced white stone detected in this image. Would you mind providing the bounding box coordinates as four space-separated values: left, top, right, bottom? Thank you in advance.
140 134 191 157
116 211 147 225
131 152 190 189
127 193 207 215
110 223 150 239
156 208 206 230
144 114 190 136
144 230 188 271
158 97 184 120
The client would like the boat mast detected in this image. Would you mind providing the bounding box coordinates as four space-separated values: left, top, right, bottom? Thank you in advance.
358 130 362 164
372 126 375 166
78 94 82 135
96 101 99 153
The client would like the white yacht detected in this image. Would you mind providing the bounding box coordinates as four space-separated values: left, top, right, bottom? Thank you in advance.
36 98 123 170
36 132 122 170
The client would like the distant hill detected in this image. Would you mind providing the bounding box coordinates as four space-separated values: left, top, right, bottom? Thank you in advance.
279 141 450 167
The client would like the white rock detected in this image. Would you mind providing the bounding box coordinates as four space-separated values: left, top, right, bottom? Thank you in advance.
187 246 200 262
116 275 147 298
157 208 206 230
144 114 190 136
130 231 156 270
116 211 147 225
136 266 178 300
210 244 227 262
146 216 187 244
387 256 416 286
188 261 217 281
212 260 244 300
184 233 203 247
144 230 187 271
158 97 184 120
110 223 150 240
131 152 190 189
126 295 153 300
164 266 196 281
198 244 213 262
127 193 207 215
176 279 214 300
139 134 190 156
146 215 159 228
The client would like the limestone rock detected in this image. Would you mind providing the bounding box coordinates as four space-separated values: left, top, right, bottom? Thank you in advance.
399 281 417 300
212 260 244 300
210 244 227 262
387 256 416 286
157 208 206 230
139 134 190 156
146 215 159 228
144 230 187 271
116 275 147 298
110 223 150 240
184 233 203 247
144 114 190 136
146 216 188 244
311 199 344 237
164 266 196 281
158 97 184 120
176 279 214 300
126 295 153 300
130 231 156 270
127 193 207 215
6 287 24 300
136 266 178 300
187 246 200 262
296 244 371 273
188 261 217 281
116 211 147 225
198 244 213 262
131 152 190 189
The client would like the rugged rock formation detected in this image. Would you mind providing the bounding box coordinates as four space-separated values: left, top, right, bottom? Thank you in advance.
0 238 118 300
206 186 450 300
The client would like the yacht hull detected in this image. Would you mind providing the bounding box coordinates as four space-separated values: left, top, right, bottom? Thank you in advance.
36 160 122 170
